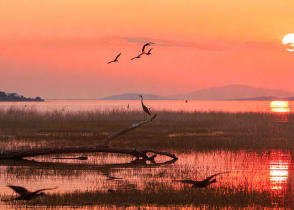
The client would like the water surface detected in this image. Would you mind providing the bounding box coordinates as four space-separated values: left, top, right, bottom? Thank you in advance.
0 100 293 113
0 149 293 209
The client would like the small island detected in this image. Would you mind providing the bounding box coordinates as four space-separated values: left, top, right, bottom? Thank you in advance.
0 91 44 102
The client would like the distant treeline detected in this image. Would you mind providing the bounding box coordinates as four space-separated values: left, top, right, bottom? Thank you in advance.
0 91 44 102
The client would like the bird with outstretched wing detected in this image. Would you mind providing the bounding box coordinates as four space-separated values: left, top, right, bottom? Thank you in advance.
141 42 155 53
174 172 228 188
8 185 57 200
131 52 144 60
107 53 121 64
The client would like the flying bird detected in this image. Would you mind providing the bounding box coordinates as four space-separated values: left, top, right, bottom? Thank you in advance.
7 185 57 200
139 95 151 117
174 172 228 188
131 52 144 60
146 48 153 55
141 42 155 53
107 53 121 64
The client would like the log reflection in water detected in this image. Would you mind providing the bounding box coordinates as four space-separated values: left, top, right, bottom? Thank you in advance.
0 157 177 173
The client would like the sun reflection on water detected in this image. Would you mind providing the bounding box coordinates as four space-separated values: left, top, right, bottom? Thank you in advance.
269 151 291 190
270 101 290 122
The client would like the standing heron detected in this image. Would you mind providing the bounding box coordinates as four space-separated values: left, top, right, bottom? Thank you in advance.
7 185 57 200
139 95 151 118
174 172 228 188
107 53 121 64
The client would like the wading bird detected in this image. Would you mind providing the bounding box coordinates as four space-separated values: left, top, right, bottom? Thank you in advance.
174 172 227 188
139 95 151 118
131 52 144 60
7 185 57 200
107 53 121 64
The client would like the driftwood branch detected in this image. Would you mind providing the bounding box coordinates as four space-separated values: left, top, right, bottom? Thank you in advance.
0 147 177 161
103 114 157 147
0 158 177 171
0 113 178 161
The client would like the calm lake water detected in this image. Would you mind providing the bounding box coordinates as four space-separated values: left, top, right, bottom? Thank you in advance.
0 99 293 113
0 149 293 209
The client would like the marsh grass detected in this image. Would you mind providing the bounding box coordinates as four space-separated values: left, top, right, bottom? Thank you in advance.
7 186 282 208
0 108 293 151
1 108 293 209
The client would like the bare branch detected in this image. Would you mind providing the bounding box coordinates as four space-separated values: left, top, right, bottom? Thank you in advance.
103 114 157 147
0 113 178 162
0 147 177 161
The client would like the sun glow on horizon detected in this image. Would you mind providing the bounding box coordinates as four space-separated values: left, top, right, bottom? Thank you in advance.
282 33 294 52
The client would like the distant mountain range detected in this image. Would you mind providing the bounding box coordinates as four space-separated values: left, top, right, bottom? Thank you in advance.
99 93 169 100
232 96 294 101
171 85 294 100
100 85 294 100
0 91 44 102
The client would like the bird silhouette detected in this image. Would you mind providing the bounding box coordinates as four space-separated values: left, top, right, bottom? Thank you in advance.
174 172 227 188
107 53 121 64
7 185 57 200
142 42 155 54
139 95 151 117
131 52 144 60
146 48 153 55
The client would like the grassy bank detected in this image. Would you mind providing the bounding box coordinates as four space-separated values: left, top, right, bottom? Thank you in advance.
0 108 293 151
1 108 292 209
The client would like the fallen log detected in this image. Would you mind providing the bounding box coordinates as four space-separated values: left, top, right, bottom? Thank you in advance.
0 158 177 171
0 147 177 161
0 114 178 161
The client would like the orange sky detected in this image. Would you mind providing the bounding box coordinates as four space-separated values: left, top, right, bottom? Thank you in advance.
0 0 294 98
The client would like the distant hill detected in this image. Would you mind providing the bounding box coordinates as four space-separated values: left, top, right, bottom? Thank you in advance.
0 91 44 102
99 85 294 101
171 85 294 100
99 93 169 100
233 96 294 101
284 97 294 101
228 96 280 101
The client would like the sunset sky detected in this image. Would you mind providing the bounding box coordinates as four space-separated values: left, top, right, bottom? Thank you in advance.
1 0 294 99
